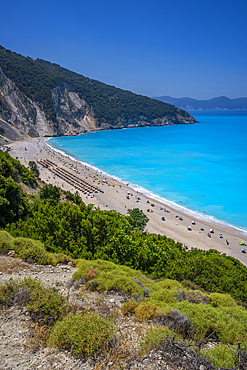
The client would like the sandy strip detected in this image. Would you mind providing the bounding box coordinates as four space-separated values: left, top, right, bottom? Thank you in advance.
8 138 247 267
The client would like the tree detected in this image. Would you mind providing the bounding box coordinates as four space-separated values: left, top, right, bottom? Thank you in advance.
28 161 40 178
0 175 29 227
39 184 60 204
127 208 149 232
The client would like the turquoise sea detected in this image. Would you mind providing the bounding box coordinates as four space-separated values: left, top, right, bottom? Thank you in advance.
49 111 247 233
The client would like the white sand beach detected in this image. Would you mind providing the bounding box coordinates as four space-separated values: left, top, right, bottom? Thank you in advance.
8 137 247 267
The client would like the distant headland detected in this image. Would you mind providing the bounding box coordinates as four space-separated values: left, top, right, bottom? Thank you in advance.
153 95 247 111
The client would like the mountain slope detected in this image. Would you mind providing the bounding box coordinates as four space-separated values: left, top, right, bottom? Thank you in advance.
0 46 196 138
153 95 247 110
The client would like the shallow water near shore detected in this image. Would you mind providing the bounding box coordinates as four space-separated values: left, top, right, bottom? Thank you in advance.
49 110 247 232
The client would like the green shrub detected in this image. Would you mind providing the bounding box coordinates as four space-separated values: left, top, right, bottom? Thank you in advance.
121 299 139 315
25 283 69 326
12 237 56 265
151 288 176 304
0 277 69 326
0 230 13 253
73 259 144 296
134 301 159 322
201 344 236 368
155 279 183 290
139 326 174 357
210 292 237 308
0 279 21 307
49 312 114 355
28 161 40 178
39 184 60 203
175 300 246 344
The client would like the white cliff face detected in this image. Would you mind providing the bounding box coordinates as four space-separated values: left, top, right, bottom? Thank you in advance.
0 67 39 137
51 84 97 136
0 69 98 138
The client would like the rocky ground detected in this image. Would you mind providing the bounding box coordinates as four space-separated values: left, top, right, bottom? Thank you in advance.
0 255 181 370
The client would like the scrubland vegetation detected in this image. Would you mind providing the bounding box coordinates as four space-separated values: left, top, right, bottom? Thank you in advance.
1 150 247 368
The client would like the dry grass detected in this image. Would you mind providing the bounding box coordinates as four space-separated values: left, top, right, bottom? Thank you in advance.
93 328 138 370
0 256 31 274
24 322 47 352
85 268 96 280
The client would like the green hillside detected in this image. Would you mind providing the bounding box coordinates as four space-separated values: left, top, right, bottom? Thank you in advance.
1 151 247 367
0 45 191 125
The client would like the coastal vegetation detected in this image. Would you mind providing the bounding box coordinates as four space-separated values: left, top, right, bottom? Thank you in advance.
1 150 247 303
0 45 190 126
1 152 247 367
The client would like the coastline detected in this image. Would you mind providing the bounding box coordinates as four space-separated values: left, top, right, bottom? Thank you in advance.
8 137 247 267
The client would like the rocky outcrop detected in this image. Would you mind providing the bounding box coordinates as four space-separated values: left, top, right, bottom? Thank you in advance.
98 112 195 130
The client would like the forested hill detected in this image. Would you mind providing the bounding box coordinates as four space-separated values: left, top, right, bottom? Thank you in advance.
0 46 196 138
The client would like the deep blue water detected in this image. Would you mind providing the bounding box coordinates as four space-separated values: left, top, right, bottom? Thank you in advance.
49 111 247 232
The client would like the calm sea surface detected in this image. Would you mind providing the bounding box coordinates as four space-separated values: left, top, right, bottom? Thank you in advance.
49 111 247 232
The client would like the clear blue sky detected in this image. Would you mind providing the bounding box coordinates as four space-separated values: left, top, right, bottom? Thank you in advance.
1 0 247 99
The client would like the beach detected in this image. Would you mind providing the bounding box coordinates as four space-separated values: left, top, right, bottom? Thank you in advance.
8 137 247 267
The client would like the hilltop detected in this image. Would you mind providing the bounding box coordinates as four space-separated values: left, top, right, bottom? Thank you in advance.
0 46 196 139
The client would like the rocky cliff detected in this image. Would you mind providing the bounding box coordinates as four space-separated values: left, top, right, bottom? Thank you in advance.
0 46 197 140
0 68 98 138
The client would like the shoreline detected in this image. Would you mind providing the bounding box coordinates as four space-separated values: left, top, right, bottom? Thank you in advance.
46 137 247 236
8 137 247 267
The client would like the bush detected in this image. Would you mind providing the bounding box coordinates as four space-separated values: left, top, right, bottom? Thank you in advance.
161 309 194 338
25 283 69 326
127 208 149 232
0 277 69 326
155 279 183 290
73 259 144 296
39 184 60 203
175 300 246 344
151 288 176 304
12 237 56 265
176 289 209 305
85 271 143 296
28 161 40 178
201 344 236 368
121 299 139 315
181 280 204 291
210 292 237 308
0 279 22 308
134 301 158 322
0 230 13 253
139 326 174 357
49 312 115 355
